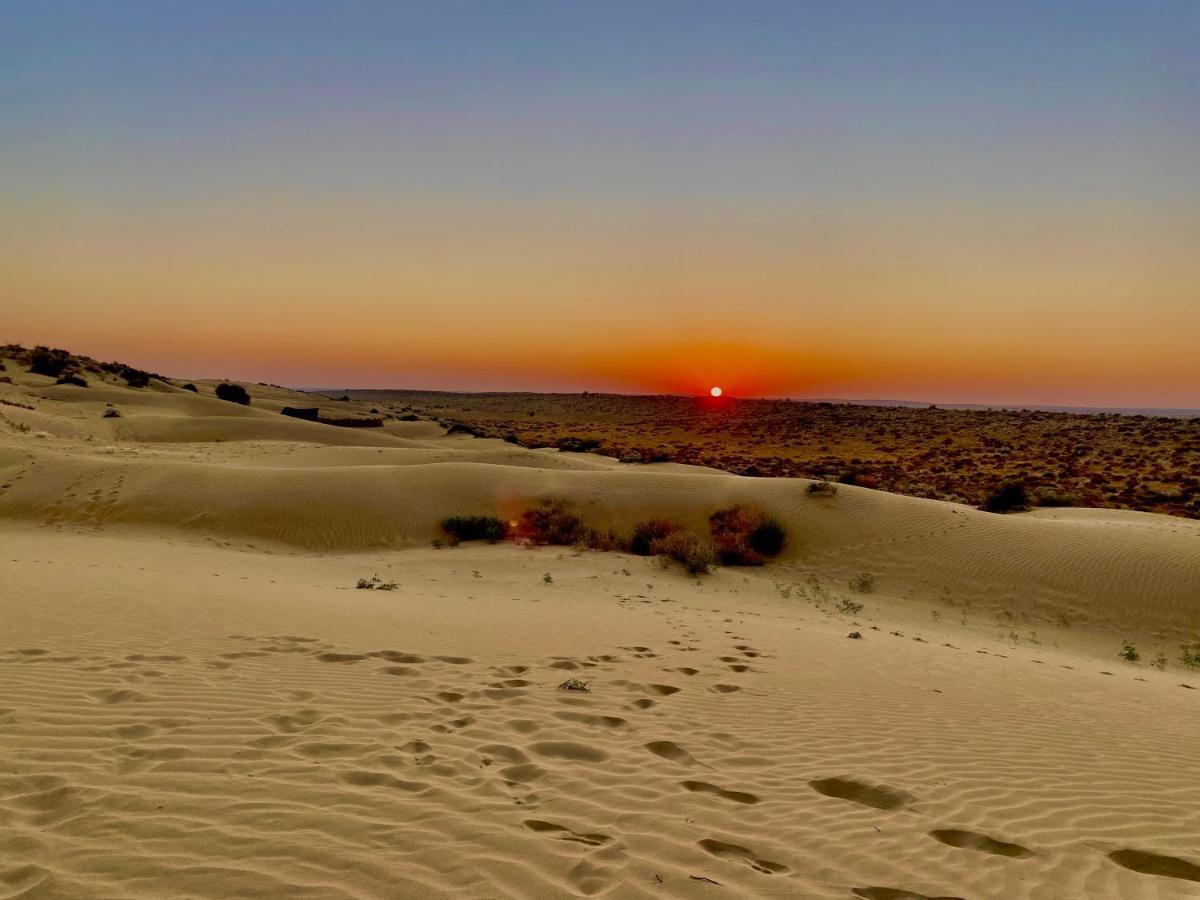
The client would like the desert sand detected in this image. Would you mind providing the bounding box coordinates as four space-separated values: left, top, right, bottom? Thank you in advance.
1 362 1199 899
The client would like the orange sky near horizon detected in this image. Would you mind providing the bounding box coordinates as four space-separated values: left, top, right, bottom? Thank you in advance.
4 3 1199 408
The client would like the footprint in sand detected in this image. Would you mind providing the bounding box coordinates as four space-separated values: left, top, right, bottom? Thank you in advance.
697 838 787 874
523 819 612 847
1108 848 1200 882
529 741 609 763
554 711 628 730
929 829 1034 859
681 780 760 804
644 740 698 765
809 777 913 811
339 770 429 793
372 651 426 664
316 652 368 663
263 709 323 733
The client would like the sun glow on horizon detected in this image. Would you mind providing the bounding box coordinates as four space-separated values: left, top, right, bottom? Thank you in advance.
710 386 722 397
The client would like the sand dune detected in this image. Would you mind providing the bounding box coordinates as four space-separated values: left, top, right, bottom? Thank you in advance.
1 368 1198 898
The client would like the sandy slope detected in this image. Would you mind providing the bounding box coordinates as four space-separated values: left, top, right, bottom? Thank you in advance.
1 368 1198 899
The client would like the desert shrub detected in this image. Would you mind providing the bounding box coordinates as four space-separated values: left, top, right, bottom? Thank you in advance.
215 382 250 405
1036 491 1080 508
118 366 151 388
708 505 786 565
556 436 601 453
28 346 73 378
630 519 680 556
319 416 383 428
849 572 876 593
446 422 482 436
981 482 1030 513
518 499 583 545
557 677 591 692
441 515 508 543
398 413 420 421
102 408 121 418
650 530 717 575
355 574 398 591
55 373 87 387
1119 641 1139 663
836 596 864 615
281 407 319 421
807 479 838 496
181 383 199 392
1180 643 1200 670
577 527 626 552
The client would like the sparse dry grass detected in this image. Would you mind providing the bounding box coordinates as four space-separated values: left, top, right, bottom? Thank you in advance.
345 392 1200 518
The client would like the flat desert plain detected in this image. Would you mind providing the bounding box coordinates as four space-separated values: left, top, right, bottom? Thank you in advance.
353 391 1200 520
1 356 1199 899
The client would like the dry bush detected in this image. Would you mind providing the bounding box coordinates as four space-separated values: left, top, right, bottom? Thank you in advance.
441 515 508 543
518 499 583 545
577 527 626 552
650 531 717 575
630 519 680 556
215 383 250 405
981 482 1030 513
708 505 786 565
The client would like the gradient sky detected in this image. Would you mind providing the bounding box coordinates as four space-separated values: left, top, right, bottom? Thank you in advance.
3 1 1198 406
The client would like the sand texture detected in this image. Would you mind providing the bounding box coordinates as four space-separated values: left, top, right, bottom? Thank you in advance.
1 368 1198 899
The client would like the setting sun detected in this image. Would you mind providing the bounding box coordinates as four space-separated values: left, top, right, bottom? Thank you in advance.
710 386 722 397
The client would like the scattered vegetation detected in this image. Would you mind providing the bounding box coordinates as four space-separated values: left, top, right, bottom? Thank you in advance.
708 505 785 565
556 436 601 453
103 408 121 418
355 574 398 591
113 365 151 388
836 597 864 615
372 392 1200 520
0 413 30 433
847 631 863 639
542 572 553 584
649 530 717 575
1119 641 1140 663
630 519 679 556
518 499 584 545
281 407 319 421
807 479 838 496
27 346 74 378
849 572 876 593
1035 490 1080 508
576 527 625 552
215 383 250 405
557 677 591 692
982 481 1031 513
318 416 384 428
1180 643 1200 670
440 515 508 544
181 383 199 392
55 373 87 387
